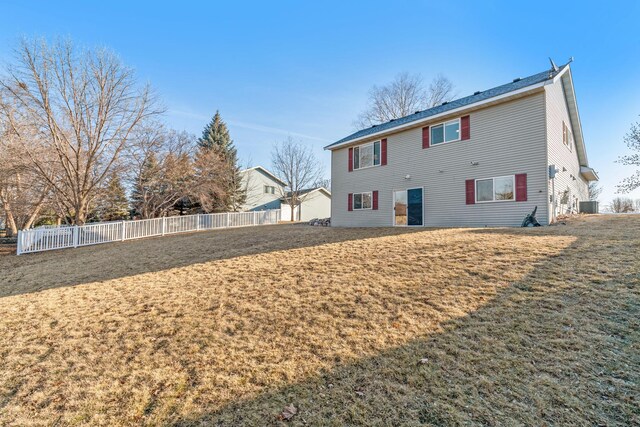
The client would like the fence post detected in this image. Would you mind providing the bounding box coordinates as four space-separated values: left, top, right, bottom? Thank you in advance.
196 215 200 231
121 221 126 241
254 211 258 225
73 225 79 248
162 217 166 236
226 212 230 228
16 230 22 255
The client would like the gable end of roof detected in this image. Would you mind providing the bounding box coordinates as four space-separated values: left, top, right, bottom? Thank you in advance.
240 166 287 187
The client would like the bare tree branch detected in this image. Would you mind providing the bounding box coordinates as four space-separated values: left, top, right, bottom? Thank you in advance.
271 137 323 221
588 182 602 201
616 118 640 193
0 38 162 224
609 197 635 213
0 92 53 235
355 72 455 129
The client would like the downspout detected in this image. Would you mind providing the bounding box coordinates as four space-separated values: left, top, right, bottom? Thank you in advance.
551 174 556 223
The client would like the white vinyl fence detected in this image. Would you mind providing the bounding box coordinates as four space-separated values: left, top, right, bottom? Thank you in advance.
17 210 281 255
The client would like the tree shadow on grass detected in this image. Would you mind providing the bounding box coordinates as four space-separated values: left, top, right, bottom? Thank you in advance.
0 224 425 298
168 220 639 426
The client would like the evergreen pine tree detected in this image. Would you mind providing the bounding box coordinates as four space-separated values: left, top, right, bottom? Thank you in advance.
197 111 246 211
91 174 129 222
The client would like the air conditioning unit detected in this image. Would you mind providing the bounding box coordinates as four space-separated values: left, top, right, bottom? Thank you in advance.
579 201 599 214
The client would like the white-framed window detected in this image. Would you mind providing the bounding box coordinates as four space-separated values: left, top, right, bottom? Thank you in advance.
431 119 460 145
562 121 573 151
353 141 381 170
476 175 515 203
264 185 276 194
353 192 372 210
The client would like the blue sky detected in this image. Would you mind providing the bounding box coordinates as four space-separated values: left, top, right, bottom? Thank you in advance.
0 1 638 205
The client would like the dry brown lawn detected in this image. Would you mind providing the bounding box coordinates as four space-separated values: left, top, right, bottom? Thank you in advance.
0 215 638 426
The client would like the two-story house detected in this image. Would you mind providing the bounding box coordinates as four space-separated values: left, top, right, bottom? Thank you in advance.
325 61 598 227
240 166 286 212
240 166 331 221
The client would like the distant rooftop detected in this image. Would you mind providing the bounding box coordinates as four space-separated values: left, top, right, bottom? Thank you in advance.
282 187 331 198
325 64 566 149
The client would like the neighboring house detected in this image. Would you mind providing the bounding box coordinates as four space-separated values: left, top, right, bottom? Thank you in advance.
325 61 598 227
240 166 332 221
240 166 286 211
280 187 332 221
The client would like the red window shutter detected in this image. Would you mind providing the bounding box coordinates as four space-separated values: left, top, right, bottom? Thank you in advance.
465 179 475 205
348 193 353 211
381 139 387 165
372 190 378 210
348 148 353 172
422 126 430 149
461 115 470 140
515 174 527 201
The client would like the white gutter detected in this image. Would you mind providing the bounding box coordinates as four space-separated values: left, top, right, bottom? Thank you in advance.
280 187 332 200
325 80 550 151
580 166 599 181
559 66 590 167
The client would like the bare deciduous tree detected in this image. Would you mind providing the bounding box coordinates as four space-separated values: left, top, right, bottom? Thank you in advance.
609 197 634 213
588 182 602 201
271 137 323 221
314 178 331 191
426 74 456 110
616 118 640 193
355 72 455 128
0 38 161 224
0 96 52 235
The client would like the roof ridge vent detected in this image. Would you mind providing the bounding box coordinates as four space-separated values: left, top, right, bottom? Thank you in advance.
441 101 449 105
389 118 395 122
473 91 482 95
414 111 421 114
513 77 521 82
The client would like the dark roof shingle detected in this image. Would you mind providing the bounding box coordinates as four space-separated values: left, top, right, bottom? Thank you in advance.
325 67 561 149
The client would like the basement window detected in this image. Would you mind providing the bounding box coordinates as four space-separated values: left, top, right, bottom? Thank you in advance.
353 192 372 210
476 176 515 202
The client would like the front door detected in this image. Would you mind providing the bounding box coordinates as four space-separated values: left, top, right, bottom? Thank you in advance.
393 188 423 226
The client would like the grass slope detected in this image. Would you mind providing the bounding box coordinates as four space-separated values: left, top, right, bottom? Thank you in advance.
0 216 638 426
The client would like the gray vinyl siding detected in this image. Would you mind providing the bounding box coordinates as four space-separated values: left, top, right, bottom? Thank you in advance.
240 169 284 211
299 191 331 221
331 92 549 227
282 191 331 221
545 78 589 216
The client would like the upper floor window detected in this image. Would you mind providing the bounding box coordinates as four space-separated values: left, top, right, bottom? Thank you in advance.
353 140 381 170
476 175 515 202
562 121 573 151
431 119 460 145
264 185 276 194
